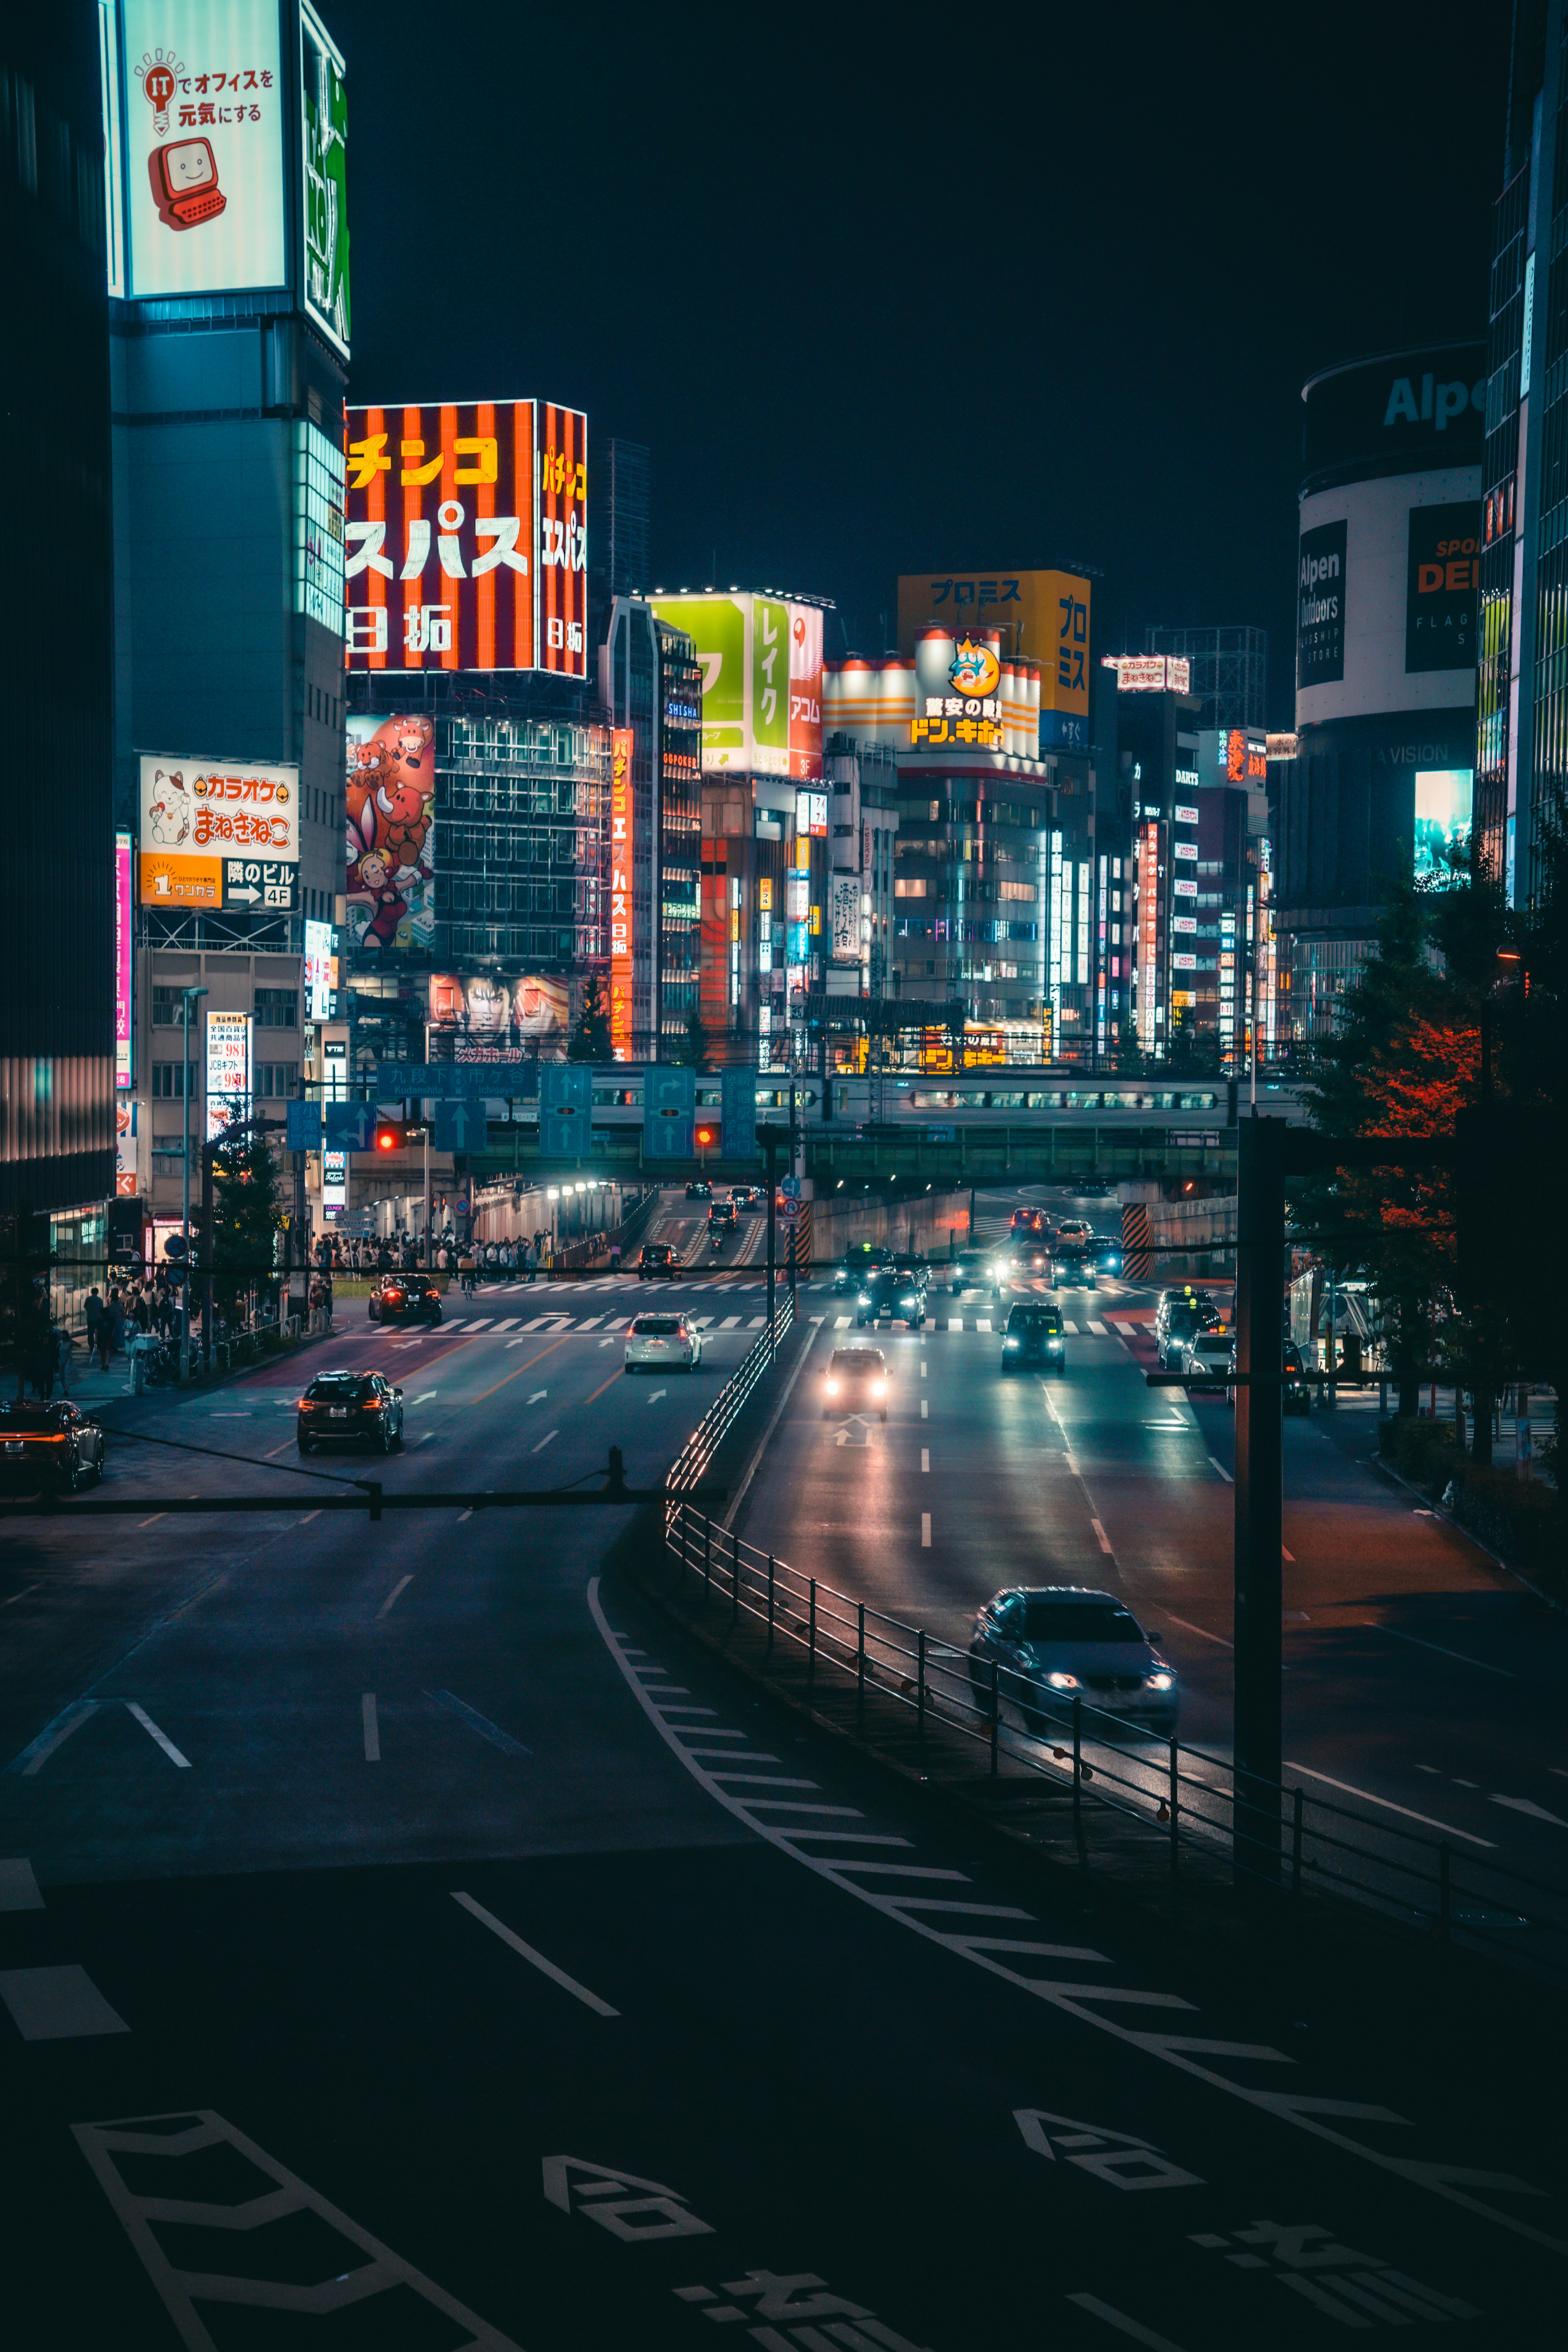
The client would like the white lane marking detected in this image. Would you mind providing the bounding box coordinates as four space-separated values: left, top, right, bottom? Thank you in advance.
378 1573 413 1618
2 1580 42 1606
457 1508 473 1523
709 1775 822 1789
1062 1320 1079 1334
958 1936 1111 1962
1091 1519 1113 1555
426 1690 530 1755
921 1449 929 1472
450 1892 618 2016
1453 1779 1479 1789
532 1430 558 1451
921 1512 931 1547
1066 2292 1189 2352
491 1320 519 1333
298 1508 321 1524
1283 1762 1497 1846
646 1388 667 1403
576 1316 606 1331
1492 1795 1568 1827
747 1315 766 1327
920 1359 928 1377
1113 1319 1138 1334
0 1964 129 2041
1157 1613 1232 1649
948 1316 962 1330
1207 1455 1234 1482
920 1399 929 1419
834 1314 851 1328
0 1858 45 1911
10 1699 99 1777
719 1315 742 1329
413 1391 437 1403
136 1515 165 1531
1362 1622 1515 1677
777 1829 915 1845
126 1704 190 1768
977 1317 992 1332
362 1694 380 1762
1415 1765 1442 1775
526 1390 548 1404
1088 1320 1108 1335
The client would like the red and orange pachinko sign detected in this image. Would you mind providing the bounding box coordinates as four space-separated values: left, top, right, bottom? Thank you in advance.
609 728 634 1059
344 399 588 677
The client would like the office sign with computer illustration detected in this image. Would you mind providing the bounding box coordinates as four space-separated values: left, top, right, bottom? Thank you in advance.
100 2 346 336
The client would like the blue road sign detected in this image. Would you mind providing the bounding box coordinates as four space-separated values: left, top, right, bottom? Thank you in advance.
721 1067 759 1159
323 1102 375 1151
434 1099 485 1152
643 1066 695 1160
541 1065 593 1157
286 1099 323 1150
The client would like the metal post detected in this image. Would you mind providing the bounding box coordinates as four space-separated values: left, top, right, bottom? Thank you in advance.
1169 1738 1180 1879
1072 1694 1082 1820
989 1659 999 1775
731 1528 741 1625
1234 1116 1285 1879
200 1137 215 1377
767 1555 775 1652
917 1627 926 1745
703 1515 711 1597
1291 1786 1303 1899
857 1601 865 1716
808 1578 817 1681
178 985 207 1381
764 1127 778 1354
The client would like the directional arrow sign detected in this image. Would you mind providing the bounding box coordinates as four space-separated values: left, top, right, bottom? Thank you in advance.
434 1099 484 1152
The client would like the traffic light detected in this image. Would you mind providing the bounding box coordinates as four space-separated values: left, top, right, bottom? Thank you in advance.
695 1124 717 1149
374 1120 405 1154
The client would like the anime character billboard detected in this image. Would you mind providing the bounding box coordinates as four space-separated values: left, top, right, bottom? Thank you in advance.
345 713 436 956
427 970 569 1060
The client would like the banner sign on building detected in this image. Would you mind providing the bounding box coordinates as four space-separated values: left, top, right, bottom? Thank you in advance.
300 2 349 357
304 917 333 1019
345 715 436 957
115 830 133 1086
102 0 289 303
540 1065 593 1157
609 728 634 1058
139 754 298 908
643 1066 695 1160
344 399 586 675
647 594 824 778
829 874 860 962
1102 654 1191 693
205 1009 251 1140
1296 518 1347 691
1405 501 1479 675
427 969 568 1056
896 569 1092 733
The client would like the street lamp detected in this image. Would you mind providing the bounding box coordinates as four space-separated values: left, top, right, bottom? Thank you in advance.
178 985 207 1382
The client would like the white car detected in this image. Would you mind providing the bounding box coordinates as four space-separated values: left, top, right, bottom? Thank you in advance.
624 1312 703 1373
1179 1327 1233 1391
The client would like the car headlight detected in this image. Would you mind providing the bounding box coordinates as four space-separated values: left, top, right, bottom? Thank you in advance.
825 1379 840 1394
1004 1336 1020 1348
1046 1671 1080 1689
900 1295 915 1307
858 1293 871 1305
873 1379 886 1395
1146 1672 1174 1691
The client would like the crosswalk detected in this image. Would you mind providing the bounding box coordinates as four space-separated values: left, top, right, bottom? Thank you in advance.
384 1308 776 1346
831 1314 1122 1335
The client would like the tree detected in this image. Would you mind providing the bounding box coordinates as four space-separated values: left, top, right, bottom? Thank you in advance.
1168 1002 1200 1071
673 1005 708 1069
568 973 612 1062
1113 1020 1144 1076
209 1116 285 1325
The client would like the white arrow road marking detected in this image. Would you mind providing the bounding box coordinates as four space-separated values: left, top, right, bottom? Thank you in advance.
413 1392 437 1403
646 1388 667 1403
526 1390 547 1404
1492 1795 1568 1826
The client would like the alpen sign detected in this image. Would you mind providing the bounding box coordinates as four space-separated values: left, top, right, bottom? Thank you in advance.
1296 519 1346 691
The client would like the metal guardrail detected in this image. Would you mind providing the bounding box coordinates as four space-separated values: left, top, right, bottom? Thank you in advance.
658 1498 1568 1979
664 1294 796 1503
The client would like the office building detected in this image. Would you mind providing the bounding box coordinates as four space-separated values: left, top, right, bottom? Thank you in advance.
656 617 703 1047
597 596 703 1056
2 10 115 1250
590 438 650 610
1143 624 1268 733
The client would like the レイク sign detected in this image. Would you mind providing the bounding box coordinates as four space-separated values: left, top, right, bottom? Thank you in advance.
609 729 634 1060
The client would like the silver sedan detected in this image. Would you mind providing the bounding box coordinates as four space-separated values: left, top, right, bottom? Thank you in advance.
624 1312 704 1373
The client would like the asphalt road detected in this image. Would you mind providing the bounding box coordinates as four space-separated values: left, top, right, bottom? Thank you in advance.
2 1185 1565 2347
732 1186 1568 1891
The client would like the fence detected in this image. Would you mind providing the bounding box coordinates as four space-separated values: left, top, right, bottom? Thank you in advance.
655 1490 1568 1979
663 1293 796 1504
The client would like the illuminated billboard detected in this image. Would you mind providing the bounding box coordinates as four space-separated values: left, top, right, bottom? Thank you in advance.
609 729 634 1058
345 715 436 957
428 970 569 1060
897 569 1092 745
647 594 823 777
1413 770 1473 877
102 0 289 302
300 2 349 356
115 832 133 1087
304 917 333 1019
345 399 587 675
139 754 298 909
205 1009 251 1139
1103 654 1191 693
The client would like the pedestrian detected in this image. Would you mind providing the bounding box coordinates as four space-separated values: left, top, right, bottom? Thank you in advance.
609 1238 622 1274
134 1287 151 1335
458 1245 476 1297
56 1324 74 1396
109 1288 126 1359
84 1286 102 1360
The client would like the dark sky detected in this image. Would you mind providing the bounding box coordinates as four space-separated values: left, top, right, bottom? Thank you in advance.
329 0 1513 726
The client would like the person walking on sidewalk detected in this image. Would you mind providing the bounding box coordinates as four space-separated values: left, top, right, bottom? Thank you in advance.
55 1324 74 1397
458 1245 477 1297
84 1287 102 1362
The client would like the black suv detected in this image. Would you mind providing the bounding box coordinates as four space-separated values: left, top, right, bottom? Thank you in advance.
855 1269 926 1328
637 1243 683 1280
685 1180 711 1200
1001 1301 1066 1372
708 1198 738 1229
297 1371 405 1454
368 1275 443 1324
0 1400 105 1494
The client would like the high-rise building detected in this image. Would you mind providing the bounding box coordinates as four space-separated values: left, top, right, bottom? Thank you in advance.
655 617 703 1047
1478 0 1568 907
2 11 115 1252
590 438 650 609
1142 625 1268 733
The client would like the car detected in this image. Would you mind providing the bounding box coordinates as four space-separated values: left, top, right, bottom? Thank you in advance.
855 1268 926 1327
834 1244 893 1294
730 1185 763 1210
1227 1339 1313 1414
1154 1285 1218 1348
637 1243 683 1280
1179 1325 1233 1391
0 1400 105 1494
297 1370 404 1454
821 1345 889 1421
1051 1246 1098 1290
1055 1218 1095 1246
1001 1300 1066 1372
942 1246 993 1295
1010 1206 1046 1234
1156 1300 1220 1368
685 1179 712 1200
708 1198 738 1229
1091 1234 1123 1276
889 1251 929 1289
367 1274 443 1325
1007 1236 1051 1281
625 1312 703 1372
967 1586 1179 1736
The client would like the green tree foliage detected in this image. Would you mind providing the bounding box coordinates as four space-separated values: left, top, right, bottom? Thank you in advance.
209 1114 285 1323
568 973 612 1063
672 1005 708 1069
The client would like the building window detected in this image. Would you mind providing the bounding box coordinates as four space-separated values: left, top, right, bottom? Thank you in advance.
151 986 183 1026
255 1063 298 1098
151 1063 189 1098
254 989 299 1029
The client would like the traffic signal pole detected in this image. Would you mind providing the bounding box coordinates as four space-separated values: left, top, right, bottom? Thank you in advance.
1232 1118 1286 1871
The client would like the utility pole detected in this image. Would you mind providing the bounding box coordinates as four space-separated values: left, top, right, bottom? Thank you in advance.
1232 1116 1285 1873
178 984 207 1382
762 1126 779 1348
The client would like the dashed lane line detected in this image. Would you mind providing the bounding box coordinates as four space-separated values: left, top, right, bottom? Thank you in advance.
362 1694 380 1762
377 1572 413 1618
1208 1455 1234 1482
450 1891 619 2017
586 1581 1565 2258
0 1858 45 1911
1067 2292 1189 2352
532 1430 559 1452
1283 1762 1497 1847
1160 1613 1232 1648
126 1703 190 1768
1362 1622 1515 1677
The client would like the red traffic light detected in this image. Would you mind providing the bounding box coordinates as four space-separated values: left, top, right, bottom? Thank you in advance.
374 1122 405 1152
696 1126 716 1147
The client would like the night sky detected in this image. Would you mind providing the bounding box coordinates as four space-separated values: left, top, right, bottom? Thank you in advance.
330 0 1512 725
